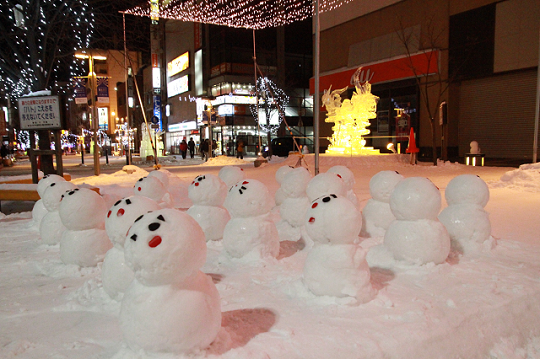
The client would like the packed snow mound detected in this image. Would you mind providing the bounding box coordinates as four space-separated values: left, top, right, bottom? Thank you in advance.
72 167 150 187
493 163 540 192
201 156 249 166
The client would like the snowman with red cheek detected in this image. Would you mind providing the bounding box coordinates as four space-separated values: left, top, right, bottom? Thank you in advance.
119 208 221 356
303 194 375 304
218 165 246 189
133 176 173 208
31 174 66 229
327 165 360 210
102 195 161 301
222 179 280 259
187 174 231 241
58 188 112 267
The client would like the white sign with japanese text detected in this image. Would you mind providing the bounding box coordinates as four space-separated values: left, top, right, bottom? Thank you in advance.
18 96 62 130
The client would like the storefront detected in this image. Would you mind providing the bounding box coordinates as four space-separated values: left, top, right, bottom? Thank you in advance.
166 121 198 155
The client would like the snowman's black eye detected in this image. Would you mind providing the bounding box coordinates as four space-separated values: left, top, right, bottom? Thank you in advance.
50 183 56 187
138 178 144 182
125 199 132 205
331 194 337 198
157 215 165 221
134 215 144 222
68 190 75 195
114 200 121 206
131 234 137 241
44 174 50 178
148 222 160 231
322 196 331 202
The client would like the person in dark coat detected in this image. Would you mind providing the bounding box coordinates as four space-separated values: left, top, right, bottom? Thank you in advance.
179 139 188 159
188 137 195 158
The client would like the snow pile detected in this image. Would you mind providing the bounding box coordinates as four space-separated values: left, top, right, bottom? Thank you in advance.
202 156 249 166
494 162 540 192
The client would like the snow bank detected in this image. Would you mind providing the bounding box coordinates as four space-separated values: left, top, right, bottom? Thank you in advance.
493 162 540 192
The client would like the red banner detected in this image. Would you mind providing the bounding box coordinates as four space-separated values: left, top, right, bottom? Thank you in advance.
310 50 439 94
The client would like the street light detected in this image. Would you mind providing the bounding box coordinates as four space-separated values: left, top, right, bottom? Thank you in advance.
75 51 107 176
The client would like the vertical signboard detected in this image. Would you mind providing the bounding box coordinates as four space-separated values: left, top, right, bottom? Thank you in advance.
96 77 109 104
98 107 108 131
153 95 162 131
73 78 88 104
194 22 202 50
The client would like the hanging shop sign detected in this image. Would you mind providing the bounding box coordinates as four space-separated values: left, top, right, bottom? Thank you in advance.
153 95 162 131
310 50 440 94
96 77 109 104
167 52 189 77
18 96 62 130
167 75 189 97
98 107 108 131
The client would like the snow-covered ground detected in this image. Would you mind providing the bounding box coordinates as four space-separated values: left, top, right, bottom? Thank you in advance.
2 154 540 359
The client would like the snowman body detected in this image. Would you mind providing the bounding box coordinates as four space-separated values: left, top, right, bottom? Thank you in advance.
279 167 312 228
120 209 221 355
32 174 66 229
39 181 77 244
59 188 111 267
327 165 359 209
438 174 492 253
223 179 279 259
384 177 450 265
187 174 230 241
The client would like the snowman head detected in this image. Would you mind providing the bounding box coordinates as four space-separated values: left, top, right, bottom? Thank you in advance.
390 177 441 221
445 174 489 207
218 166 246 189
59 188 108 230
147 169 171 188
369 171 405 203
275 165 295 184
224 179 274 218
280 167 312 198
188 174 228 206
305 194 361 245
133 176 167 202
37 174 66 197
327 165 355 191
124 208 206 286
306 172 346 202
42 181 77 212
105 195 161 248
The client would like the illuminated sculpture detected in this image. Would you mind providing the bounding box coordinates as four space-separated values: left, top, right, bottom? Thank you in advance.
323 68 380 155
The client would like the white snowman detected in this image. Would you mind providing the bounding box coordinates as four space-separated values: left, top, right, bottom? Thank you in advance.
222 179 279 259
133 176 172 208
277 167 312 241
120 208 221 355
361 170 405 238
306 172 347 202
59 188 112 267
383 177 451 265
147 169 171 188
327 165 360 209
103 195 161 300
218 166 246 189
303 194 375 303
39 181 77 244
438 174 493 254
274 165 295 206
31 174 66 229
187 174 231 241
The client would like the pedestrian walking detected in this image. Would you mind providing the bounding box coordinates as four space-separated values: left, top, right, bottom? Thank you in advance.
236 140 244 159
180 139 188 159
188 137 195 158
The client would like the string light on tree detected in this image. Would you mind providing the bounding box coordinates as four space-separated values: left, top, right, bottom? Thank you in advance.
249 77 289 134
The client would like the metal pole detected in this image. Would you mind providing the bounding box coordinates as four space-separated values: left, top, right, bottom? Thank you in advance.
533 27 540 163
313 0 321 174
253 29 262 154
89 54 100 176
123 12 132 165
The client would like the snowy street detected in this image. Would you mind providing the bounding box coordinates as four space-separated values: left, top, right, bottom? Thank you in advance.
1 154 540 358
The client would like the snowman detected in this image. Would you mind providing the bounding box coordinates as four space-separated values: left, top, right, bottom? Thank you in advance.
59 188 112 267
277 167 312 241
361 171 405 238
31 174 66 229
133 176 172 208
120 208 221 355
327 165 359 209
187 174 231 241
147 169 171 188
103 195 161 300
218 166 246 189
274 165 295 206
39 181 77 244
306 172 347 202
438 174 493 254
383 177 451 265
222 179 279 259
303 194 375 303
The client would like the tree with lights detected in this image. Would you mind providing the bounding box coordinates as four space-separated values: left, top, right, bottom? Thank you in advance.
250 77 289 155
0 0 92 173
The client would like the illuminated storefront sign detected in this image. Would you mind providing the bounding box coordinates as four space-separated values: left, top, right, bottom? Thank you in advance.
168 75 189 97
211 95 256 106
168 121 197 132
167 52 189 77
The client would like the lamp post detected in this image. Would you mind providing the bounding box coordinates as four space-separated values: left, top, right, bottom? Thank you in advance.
75 51 106 176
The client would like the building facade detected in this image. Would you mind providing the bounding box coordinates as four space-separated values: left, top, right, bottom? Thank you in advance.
315 0 540 161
